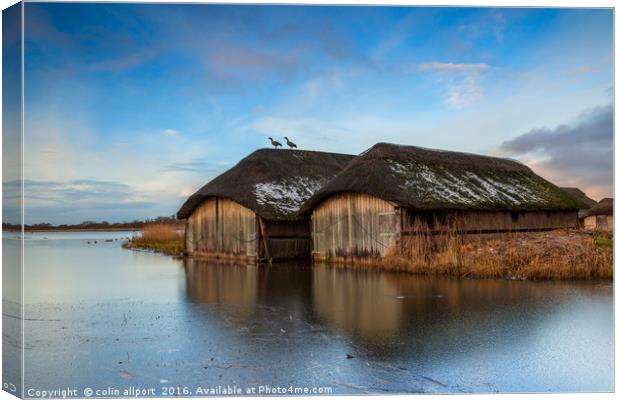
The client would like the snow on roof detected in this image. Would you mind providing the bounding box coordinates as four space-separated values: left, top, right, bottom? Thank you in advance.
302 143 582 212
177 149 354 220
254 177 326 215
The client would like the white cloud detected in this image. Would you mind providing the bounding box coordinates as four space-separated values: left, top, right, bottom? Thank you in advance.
445 75 484 107
162 129 180 137
301 73 343 103
415 61 491 107
456 9 507 43
418 62 490 73
574 64 593 74
21 107 214 223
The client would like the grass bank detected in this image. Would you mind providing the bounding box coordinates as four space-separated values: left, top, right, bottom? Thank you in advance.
377 229 613 281
123 222 185 256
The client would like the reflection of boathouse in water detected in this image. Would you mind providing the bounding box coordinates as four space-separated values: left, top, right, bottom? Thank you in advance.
182 260 573 348
178 143 584 264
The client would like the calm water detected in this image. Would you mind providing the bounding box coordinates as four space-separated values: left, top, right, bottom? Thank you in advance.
2 231 614 396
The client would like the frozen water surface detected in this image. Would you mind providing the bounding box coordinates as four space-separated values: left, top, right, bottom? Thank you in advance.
2 231 613 396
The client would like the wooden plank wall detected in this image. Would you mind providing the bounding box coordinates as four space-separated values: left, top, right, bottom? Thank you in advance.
311 193 400 259
262 219 311 260
186 198 312 261
186 197 258 258
403 209 579 233
584 215 613 231
312 192 580 262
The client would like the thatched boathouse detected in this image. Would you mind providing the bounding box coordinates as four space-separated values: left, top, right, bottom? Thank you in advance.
177 149 353 262
301 143 583 262
583 198 613 231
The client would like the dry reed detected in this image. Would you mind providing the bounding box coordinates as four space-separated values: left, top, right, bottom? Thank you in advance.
376 217 612 280
125 222 185 255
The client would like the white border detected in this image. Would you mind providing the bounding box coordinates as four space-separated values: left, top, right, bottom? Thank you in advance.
0 2 616 400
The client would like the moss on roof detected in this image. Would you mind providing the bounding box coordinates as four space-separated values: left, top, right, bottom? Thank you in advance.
301 143 583 213
177 149 354 220
560 187 597 209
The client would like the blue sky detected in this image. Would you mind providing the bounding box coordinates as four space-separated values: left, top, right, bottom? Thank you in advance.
4 4 614 224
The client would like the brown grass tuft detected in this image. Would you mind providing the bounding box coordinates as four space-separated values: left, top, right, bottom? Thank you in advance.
378 228 612 280
124 222 185 255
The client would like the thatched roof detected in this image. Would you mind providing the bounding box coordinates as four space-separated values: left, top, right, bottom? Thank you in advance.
560 187 597 209
177 149 354 220
301 143 583 213
586 198 613 216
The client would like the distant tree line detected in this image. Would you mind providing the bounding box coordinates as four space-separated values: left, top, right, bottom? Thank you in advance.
2 215 180 231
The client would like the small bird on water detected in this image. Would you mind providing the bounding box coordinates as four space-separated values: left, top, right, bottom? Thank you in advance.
268 137 282 149
284 136 298 149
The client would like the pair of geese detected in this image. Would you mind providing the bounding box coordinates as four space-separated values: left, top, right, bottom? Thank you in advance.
268 136 297 149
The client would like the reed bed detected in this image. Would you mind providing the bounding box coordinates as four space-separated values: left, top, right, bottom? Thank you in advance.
124 222 185 255
379 225 612 280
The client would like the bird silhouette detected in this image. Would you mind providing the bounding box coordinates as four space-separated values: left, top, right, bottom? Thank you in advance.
284 136 298 149
268 137 282 149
